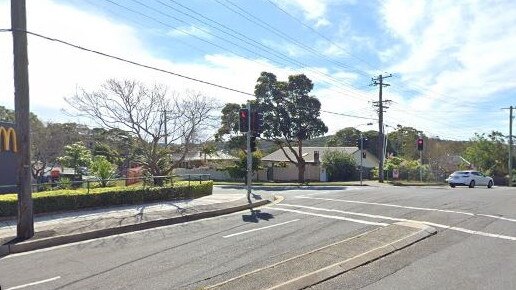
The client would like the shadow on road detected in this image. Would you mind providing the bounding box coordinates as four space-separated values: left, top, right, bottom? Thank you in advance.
242 209 274 223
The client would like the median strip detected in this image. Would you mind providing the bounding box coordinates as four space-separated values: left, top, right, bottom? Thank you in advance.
206 222 436 290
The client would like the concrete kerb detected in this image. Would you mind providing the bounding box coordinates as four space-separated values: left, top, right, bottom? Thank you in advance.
0 198 272 256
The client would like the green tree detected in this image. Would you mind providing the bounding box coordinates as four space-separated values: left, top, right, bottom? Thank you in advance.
227 150 263 180
322 150 357 181
387 125 421 160
464 131 507 176
90 155 116 187
255 72 328 183
326 127 361 147
58 142 92 174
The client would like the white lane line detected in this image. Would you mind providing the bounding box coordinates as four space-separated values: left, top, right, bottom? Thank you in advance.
270 207 389 227
297 196 476 216
298 187 368 197
300 196 516 224
279 204 406 222
279 203 516 242
477 214 516 223
420 222 516 241
6 276 61 290
222 219 301 238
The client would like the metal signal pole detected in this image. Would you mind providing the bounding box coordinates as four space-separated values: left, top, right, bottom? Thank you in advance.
11 0 34 239
246 102 252 201
510 106 514 187
503 106 514 187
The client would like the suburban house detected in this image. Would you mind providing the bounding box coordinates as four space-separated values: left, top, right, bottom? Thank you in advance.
260 147 380 182
172 150 237 169
172 150 238 180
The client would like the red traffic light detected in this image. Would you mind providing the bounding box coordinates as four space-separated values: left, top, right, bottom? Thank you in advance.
239 109 249 132
417 138 424 151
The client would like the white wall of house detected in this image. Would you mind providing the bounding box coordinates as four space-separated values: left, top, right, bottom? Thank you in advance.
257 163 321 182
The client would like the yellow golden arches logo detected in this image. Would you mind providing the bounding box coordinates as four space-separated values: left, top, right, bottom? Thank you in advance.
0 126 17 153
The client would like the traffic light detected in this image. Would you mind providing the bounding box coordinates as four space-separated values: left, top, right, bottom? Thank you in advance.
251 111 264 134
250 136 257 152
417 138 424 151
357 137 368 150
239 109 249 133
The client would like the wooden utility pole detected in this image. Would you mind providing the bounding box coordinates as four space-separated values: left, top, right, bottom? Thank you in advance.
372 74 392 183
11 0 34 239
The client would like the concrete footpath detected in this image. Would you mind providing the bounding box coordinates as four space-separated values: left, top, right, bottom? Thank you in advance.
0 192 273 256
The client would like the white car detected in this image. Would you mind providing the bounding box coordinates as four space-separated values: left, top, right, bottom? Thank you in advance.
446 170 494 188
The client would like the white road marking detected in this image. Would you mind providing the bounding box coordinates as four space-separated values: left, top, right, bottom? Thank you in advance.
477 214 516 223
279 204 407 222
222 219 301 238
299 187 368 197
6 276 61 290
271 207 389 227
297 196 475 216
279 203 516 242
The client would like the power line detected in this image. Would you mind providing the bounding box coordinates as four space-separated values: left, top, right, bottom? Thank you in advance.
104 0 374 103
21 29 255 96
321 110 377 120
262 0 376 71
212 0 370 77
17 29 380 123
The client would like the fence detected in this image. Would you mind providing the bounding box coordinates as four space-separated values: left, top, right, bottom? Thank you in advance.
0 174 211 195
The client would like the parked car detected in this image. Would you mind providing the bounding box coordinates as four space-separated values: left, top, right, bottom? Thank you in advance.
446 170 494 188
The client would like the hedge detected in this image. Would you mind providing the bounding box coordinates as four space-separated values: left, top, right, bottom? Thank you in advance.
0 181 213 217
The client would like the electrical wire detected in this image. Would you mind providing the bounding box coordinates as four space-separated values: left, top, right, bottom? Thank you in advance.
212 0 370 77
103 0 377 103
22 29 255 96
262 0 376 71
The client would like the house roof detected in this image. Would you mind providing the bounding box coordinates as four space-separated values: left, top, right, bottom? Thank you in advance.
262 147 361 163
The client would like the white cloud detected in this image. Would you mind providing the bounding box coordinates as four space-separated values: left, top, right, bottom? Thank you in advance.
273 0 336 26
377 0 516 138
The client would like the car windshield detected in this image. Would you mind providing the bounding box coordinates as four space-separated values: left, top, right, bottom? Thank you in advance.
452 171 470 175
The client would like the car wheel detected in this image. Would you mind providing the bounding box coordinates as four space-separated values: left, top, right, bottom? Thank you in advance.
487 180 493 188
450 184 456 188
469 180 475 188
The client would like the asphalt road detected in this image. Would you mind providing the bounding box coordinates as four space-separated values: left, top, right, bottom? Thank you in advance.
1 185 515 289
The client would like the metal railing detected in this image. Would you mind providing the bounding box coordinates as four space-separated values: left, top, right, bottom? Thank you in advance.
0 174 211 194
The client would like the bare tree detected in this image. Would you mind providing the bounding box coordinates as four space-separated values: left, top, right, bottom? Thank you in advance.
65 79 218 184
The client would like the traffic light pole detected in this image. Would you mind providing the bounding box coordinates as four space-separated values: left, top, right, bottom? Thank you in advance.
419 134 423 183
246 102 252 202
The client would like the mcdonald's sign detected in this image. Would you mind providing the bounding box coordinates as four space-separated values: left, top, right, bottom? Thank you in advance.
0 125 18 153
0 121 18 194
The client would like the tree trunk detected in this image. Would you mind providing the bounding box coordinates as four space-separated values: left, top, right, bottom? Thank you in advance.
298 161 305 184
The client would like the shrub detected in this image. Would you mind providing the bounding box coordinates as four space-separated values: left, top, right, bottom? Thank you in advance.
0 181 213 217
322 150 357 181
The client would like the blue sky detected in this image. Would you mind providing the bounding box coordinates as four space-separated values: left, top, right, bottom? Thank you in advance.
1 0 515 141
